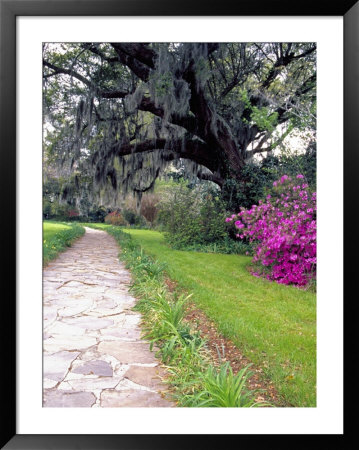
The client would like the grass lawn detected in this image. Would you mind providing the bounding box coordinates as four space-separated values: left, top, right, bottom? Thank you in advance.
108 227 316 407
43 221 85 266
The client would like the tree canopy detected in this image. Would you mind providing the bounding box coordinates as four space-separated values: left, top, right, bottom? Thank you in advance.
43 42 316 206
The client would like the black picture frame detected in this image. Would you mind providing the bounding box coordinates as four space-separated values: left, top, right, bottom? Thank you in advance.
1 1 356 448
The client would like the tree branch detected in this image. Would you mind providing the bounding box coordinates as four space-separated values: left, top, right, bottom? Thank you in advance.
110 43 152 81
261 44 316 90
43 60 93 88
196 171 224 187
111 138 218 173
112 43 156 69
245 146 272 159
275 73 316 123
138 96 198 134
43 60 129 99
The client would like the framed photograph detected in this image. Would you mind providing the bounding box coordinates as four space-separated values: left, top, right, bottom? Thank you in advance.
1 0 356 448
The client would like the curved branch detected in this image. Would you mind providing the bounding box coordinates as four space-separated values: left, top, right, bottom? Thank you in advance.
110 43 152 81
196 171 224 187
111 138 218 173
112 43 156 69
138 96 198 134
43 60 93 88
43 60 129 98
43 60 129 99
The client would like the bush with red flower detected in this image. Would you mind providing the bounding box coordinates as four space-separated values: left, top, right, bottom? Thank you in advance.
104 210 128 226
226 175 316 286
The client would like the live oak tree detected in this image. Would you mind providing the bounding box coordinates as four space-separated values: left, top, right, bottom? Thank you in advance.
43 42 316 206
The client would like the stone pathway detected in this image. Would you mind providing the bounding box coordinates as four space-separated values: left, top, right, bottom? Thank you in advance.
43 227 173 407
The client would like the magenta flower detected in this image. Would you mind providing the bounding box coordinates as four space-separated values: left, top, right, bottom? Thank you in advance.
225 174 316 286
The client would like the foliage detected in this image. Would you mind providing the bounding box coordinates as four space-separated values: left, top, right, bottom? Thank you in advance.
221 144 316 212
158 183 230 249
122 208 146 227
104 210 128 226
182 363 266 407
227 174 316 286
115 228 316 407
43 198 80 221
43 173 110 221
43 42 316 204
87 206 109 222
43 221 85 265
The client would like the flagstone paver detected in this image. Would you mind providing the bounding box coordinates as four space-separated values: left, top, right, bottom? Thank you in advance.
43 227 174 408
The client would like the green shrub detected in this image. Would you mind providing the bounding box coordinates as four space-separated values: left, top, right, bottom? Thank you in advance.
158 183 228 248
87 206 108 222
221 145 316 212
122 209 147 227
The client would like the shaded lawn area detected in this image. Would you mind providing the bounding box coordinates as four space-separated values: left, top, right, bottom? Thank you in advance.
43 221 85 266
117 228 316 407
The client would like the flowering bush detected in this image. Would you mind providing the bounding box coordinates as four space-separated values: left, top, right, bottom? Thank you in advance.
66 208 79 218
226 175 316 286
104 211 128 226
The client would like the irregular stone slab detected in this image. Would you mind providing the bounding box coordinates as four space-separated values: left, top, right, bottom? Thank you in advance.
43 306 58 329
44 350 80 381
43 270 59 277
67 376 122 391
124 365 167 391
118 314 142 328
46 321 86 336
57 280 99 289
48 298 93 309
72 360 113 377
96 298 117 309
86 306 128 317
44 335 97 352
98 341 157 364
100 389 172 407
43 390 96 407
58 304 93 318
100 327 142 340
43 378 58 389
77 347 102 362
57 381 74 391
62 316 114 330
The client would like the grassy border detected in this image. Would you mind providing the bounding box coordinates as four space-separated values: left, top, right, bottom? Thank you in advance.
87 223 270 408
43 221 85 266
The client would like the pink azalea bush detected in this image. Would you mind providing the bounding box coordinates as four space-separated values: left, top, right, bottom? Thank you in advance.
226 174 316 286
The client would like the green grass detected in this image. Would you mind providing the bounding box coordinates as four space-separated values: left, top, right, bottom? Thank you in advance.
84 224 316 406
43 220 85 266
